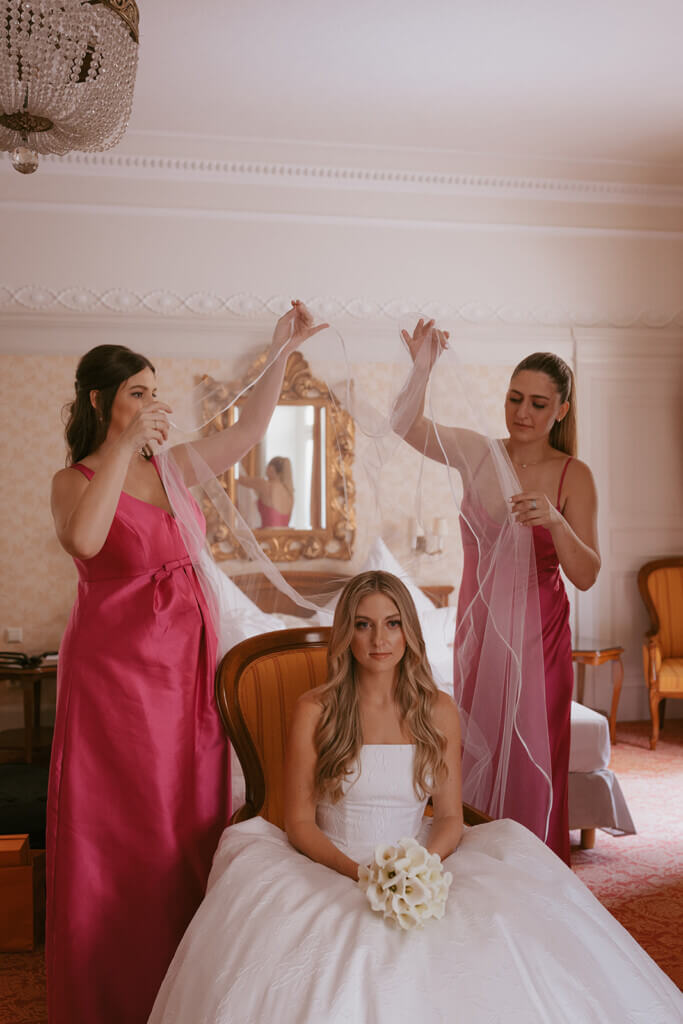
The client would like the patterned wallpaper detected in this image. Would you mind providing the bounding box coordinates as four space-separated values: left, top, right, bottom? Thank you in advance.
0 349 512 658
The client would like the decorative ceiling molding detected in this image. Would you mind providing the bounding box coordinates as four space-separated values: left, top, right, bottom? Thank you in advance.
3 199 681 239
3 150 682 208
1 285 682 330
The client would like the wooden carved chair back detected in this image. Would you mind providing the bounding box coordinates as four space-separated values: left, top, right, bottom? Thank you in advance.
637 556 683 748
215 626 490 829
216 628 330 829
638 558 683 659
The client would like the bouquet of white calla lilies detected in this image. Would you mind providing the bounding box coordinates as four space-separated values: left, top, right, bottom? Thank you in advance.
358 837 453 930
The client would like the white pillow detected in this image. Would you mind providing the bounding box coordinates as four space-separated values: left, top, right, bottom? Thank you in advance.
419 606 456 693
359 538 436 617
320 537 436 620
272 613 320 629
203 555 285 653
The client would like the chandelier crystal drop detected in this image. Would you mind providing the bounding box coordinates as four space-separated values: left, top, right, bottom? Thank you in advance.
0 0 140 174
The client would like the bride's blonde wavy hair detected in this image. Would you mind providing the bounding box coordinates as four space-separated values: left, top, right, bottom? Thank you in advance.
314 571 448 803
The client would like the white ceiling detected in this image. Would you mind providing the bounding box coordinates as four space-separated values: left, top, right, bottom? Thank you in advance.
126 0 683 181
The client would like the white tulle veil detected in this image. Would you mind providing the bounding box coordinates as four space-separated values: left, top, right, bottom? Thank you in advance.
154 318 552 842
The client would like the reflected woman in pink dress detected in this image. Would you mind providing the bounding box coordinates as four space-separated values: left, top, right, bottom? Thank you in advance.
397 321 600 864
238 455 294 527
47 302 327 1024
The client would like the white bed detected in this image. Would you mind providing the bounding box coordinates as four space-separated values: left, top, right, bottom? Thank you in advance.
569 701 635 845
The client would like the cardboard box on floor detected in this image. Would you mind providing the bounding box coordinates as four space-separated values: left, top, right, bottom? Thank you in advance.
0 834 45 952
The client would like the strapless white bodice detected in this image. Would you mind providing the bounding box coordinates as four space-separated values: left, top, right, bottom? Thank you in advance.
316 744 428 863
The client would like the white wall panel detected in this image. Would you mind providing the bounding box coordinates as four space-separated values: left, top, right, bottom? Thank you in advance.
576 332 683 721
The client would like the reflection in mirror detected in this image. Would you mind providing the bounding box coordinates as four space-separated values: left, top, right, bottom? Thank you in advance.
234 405 326 531
198 351 354 562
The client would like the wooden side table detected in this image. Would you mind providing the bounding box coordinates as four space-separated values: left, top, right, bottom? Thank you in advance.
571 644 624 745
0 664 57 763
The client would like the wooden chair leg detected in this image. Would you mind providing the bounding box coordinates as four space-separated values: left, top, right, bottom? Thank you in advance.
608 657 623 745
649 692 661 750
580 828 596 850
659 698 667 729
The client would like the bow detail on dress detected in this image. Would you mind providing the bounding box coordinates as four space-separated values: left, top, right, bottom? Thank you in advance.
152 555 194 583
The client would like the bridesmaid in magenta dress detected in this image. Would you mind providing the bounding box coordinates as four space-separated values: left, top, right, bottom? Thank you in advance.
47 303 327 1024
396 324 601 864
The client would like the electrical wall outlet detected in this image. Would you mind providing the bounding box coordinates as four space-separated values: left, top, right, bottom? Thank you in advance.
5 627 23 643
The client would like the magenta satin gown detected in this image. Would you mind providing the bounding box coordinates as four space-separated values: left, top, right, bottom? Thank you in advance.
46 462 230 1024
456 457 573 864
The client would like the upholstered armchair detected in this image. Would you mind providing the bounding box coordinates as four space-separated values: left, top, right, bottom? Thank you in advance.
215 626 489 829
637 557 683 750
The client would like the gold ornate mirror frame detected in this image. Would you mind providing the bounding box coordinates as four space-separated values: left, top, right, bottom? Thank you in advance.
199 351 355 562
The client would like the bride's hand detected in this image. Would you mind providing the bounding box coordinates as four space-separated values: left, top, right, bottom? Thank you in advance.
401 318 449 368
269 300 329 359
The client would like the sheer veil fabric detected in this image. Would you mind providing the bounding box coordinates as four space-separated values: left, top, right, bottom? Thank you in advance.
155 319 553 842
388 328 552 840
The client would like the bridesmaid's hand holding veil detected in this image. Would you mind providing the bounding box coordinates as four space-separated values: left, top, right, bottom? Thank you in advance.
269 300 329 361
401 318 449 372
394 318 484 474
172 300 328 484
510 491 561 529
119 399 173 460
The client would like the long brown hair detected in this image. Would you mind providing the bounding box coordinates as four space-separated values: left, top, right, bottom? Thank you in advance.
314 571 447 803
511 351 577 455
64 345 155 465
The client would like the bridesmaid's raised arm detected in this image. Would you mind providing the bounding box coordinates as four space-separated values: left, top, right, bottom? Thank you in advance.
173 302 328 486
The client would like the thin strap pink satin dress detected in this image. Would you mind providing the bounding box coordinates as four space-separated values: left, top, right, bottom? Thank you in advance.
256 497 291 526
46 461 230 1024
530 456 574 864
456 456 574 864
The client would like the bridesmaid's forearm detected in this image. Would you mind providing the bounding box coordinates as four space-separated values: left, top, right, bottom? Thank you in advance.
185 354 288 480
392 366 431 450
549 518 600 591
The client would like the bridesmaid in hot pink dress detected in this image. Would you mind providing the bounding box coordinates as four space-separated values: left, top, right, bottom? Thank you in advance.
47 303 327 1024
397 322 601 864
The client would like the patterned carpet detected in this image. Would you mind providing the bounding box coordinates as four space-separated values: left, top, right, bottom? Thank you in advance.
572 718 683 989
1 719 681 1022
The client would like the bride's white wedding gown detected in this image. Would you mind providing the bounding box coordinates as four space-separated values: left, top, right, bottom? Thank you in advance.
148 746 681 1023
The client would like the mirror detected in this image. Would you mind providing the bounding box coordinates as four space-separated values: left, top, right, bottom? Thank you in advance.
198 351 355 562
233 404 326 531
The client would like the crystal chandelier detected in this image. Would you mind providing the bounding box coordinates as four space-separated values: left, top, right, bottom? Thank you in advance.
0 0 140 174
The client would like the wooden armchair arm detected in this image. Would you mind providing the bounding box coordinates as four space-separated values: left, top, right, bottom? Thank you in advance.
425 799 492 826
642 634 663 686
463 802 492 826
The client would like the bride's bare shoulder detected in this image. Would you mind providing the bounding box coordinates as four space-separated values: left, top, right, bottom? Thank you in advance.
433 690 461 736
292 688 325 727
287 690 325 755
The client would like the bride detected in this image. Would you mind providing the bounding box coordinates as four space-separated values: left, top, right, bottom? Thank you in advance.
149 571 682 1023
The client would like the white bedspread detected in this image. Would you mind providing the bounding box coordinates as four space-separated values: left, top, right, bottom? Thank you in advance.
569 701 611 772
